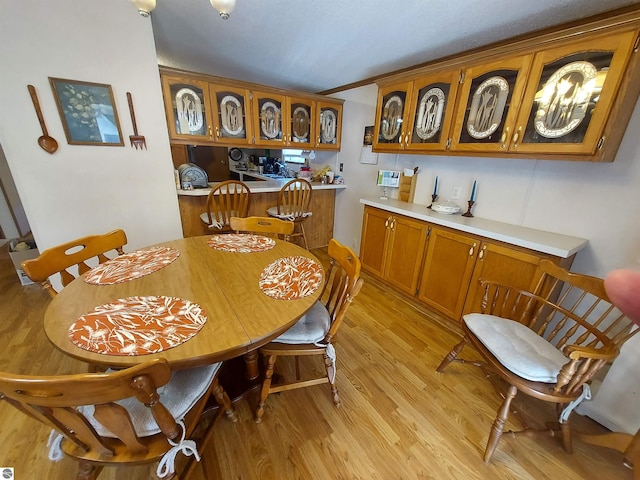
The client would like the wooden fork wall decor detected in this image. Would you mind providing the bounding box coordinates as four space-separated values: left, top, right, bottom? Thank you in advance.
126 92 146 149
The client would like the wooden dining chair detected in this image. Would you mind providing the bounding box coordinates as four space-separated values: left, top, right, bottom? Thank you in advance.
254 238 364 423
0 358 236 480
200 180 251 233
436 259 639 463
229 215 294 241
267 178 312 249
21 229 128 298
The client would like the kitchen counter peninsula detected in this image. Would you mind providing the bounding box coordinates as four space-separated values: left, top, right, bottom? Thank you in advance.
178 178 346 248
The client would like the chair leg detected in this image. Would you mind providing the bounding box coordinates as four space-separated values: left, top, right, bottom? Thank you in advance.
255 354 277 423
323 351 340 406
484 384 518 463
560 418 573 454
76 462 100 480
299 222 309 250
436 336 469 372
211 377 238 423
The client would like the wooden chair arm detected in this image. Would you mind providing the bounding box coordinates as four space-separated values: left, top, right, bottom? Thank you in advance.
564 343 619 361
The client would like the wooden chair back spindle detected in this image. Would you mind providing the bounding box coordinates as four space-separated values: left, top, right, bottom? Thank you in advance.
203 180 251 232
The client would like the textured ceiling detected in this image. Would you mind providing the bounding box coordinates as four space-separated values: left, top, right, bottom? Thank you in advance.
150 0 639 94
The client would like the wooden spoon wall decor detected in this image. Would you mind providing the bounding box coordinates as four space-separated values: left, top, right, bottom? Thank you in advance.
27 84 58 154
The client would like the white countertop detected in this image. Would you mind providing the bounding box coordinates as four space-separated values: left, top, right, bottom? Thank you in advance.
178 176 346 196
361 197 588 258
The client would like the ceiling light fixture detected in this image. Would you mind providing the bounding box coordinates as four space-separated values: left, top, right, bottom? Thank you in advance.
131 0 156 17
210 0 236 20
131 0 235 20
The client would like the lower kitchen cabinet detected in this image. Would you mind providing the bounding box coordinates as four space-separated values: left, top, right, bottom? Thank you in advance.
418 226 477 320
361 206 577 323
360 206 428 296
463 240 552 316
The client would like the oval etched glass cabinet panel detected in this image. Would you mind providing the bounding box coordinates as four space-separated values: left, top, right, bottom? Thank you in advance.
373 81 412 151
450 55 532 153
161 75 214 142
209 84 252 145
512 30 638 156
284 96 315 149
252 91 286 146
405 70 461 152
315 100 342 150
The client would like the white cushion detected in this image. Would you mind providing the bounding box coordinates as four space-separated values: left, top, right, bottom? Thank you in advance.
200 211 238 228
267 206 313 221
272 301 330 345
464 313 568 383
85 362 221 438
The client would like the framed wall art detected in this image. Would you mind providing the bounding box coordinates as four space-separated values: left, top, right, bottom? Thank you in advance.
49 77 124 146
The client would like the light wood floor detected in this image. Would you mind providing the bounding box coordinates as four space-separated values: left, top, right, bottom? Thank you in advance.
0 244 631 479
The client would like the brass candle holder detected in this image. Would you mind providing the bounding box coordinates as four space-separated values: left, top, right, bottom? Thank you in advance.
462 200 475 217
427 194 438 209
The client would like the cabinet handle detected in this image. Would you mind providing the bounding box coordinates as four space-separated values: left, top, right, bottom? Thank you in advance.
385 217 390 228
215 127 220 138
512 126 523 148
500 127 510 150
478 245 486 260
208 125 213 137
469 242 477 257
391 218 396 230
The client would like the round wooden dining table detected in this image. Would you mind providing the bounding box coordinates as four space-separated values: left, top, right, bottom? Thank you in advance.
43 235 324 377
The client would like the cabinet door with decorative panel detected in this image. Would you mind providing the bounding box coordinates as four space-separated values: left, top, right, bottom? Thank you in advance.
286 96 315 149
405 70 461 152
209 84 252 145
252 91 286 146
450 55 532 153
510 30 638 156
418 226 478 320
161 75 214 143
316 100 342 150
373 81 413 151
360 207 392 278
384 215 428 296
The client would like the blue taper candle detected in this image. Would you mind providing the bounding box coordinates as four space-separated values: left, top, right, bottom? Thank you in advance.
433 176 438 195
470 180 477 201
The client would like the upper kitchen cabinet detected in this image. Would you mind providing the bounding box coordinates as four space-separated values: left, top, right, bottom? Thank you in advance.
316 100 343 150
449 54 533 153
161 74 214 143
405 70 461 152
285 96 315 149
373 81 412 151
509 30 638 156
372 7 640 161
209 83 252 145
160 67 344 150
252 90 286 146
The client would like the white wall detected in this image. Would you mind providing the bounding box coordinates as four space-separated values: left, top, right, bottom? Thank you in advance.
0 0 182 253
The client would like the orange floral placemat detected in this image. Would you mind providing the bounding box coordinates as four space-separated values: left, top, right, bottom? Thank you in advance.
68 296 206 356
259 256 324 300
84 246 180 285
207 234 276 253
